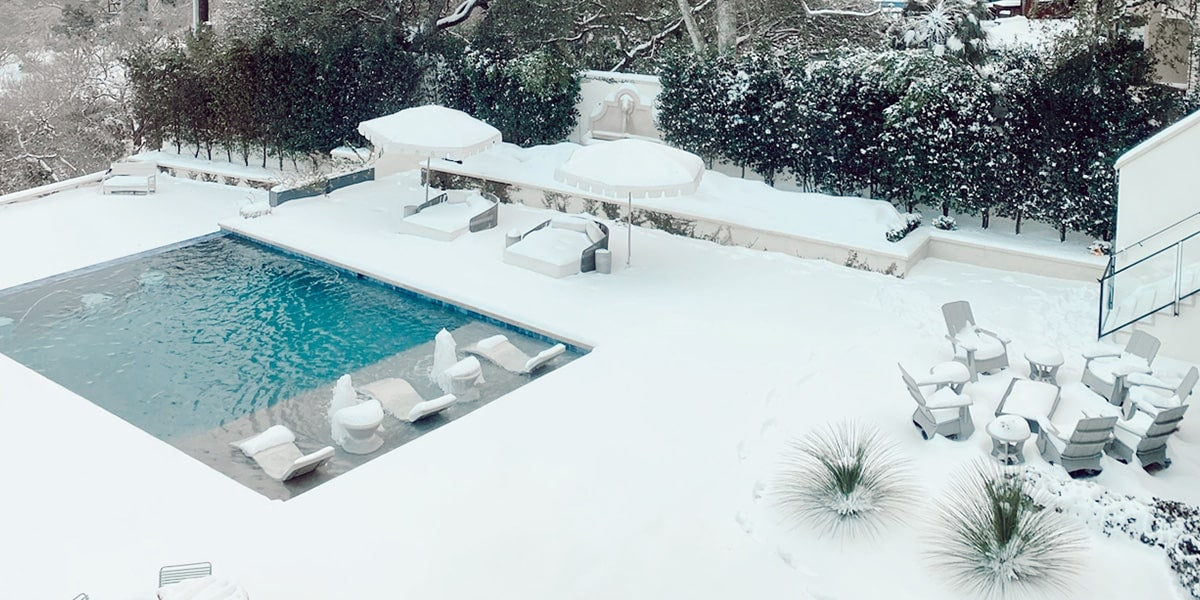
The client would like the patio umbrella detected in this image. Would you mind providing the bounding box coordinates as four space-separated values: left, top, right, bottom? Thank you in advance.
358 105 502 202
554 139 704 266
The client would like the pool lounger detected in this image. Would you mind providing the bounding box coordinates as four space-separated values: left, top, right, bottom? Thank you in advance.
462 334 566 375
359 378 457 422
231 425 335 482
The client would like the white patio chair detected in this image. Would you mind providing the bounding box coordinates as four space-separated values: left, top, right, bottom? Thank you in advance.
1081 330 1161 406
899 363 974 440
942 301 1010 382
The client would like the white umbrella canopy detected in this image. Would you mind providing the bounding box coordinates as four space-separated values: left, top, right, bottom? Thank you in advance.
357 105 501 160
553 138 704 199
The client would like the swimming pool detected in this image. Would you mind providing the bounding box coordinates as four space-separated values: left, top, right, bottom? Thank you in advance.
0 235 579 498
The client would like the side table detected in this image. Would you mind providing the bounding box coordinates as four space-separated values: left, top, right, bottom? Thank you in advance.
987 415 1032 465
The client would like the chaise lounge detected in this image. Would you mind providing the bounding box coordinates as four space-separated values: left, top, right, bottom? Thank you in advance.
503 215 609 278
231 425 334 482
399 190 499 241
358 378 458 422
463 334 566 375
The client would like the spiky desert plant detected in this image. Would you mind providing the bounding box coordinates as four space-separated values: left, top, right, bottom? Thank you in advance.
772 421 913 538
930 463 1086 599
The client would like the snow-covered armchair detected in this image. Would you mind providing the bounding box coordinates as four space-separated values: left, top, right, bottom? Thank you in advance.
942 300 1011 382
899 363 974 441
1126 366 1198 417
1081 330 1161 406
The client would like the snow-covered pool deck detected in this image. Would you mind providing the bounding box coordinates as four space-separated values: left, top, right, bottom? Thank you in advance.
0 173 1193 600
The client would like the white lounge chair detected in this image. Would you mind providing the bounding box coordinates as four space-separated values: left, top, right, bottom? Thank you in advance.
899 363 975 440
358 378 457 422
1126 366 1198 416
101 161 157 194
231 425 334 482
1081 331 1161 406
1036 407 1119 478
399 190 499 241
503 215 609 278
462 334 566 375
942 300 1010 382
1107 403 1189 470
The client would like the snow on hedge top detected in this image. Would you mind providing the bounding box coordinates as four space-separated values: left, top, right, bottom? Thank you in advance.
358 105 502 160
554 138 704 198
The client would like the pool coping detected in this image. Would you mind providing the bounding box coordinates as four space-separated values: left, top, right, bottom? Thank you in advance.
219 224 594 354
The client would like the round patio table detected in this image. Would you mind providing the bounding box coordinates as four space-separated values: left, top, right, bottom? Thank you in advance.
987 415 1032 465
1024 345 1065 384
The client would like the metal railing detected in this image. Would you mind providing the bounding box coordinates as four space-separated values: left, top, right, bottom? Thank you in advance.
1099 228 1200 338
158 561 213 587
1112 210 1200 257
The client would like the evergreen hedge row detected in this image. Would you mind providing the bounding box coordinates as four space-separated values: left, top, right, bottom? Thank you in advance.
124 31 580 168
656 43 1184 241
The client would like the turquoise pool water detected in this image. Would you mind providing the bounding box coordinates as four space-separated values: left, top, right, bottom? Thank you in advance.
0 235 480 439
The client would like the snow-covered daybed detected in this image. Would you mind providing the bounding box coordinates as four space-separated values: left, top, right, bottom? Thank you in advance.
503 215 609 278
399 189 499 241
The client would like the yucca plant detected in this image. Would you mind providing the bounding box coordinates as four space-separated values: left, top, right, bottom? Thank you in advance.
930 463 1086 599
772 421 913 538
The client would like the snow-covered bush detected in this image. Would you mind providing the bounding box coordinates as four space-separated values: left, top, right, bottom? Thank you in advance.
930 464 1085 599
460 47 581 147
771 421 913 538
886 0 992 66
886 212 923 242
932 215 957 230
1089 240 1113 256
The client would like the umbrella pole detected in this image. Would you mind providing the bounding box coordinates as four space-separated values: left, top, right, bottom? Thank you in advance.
425 156 431 204
627 191 632 267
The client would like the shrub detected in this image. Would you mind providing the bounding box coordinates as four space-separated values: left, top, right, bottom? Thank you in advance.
932 215 957 230
886 212 923 242
1088 240 1113 256
771 421 913 538
930 463 1085 599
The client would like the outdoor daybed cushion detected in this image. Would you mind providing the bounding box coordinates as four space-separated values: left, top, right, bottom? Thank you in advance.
400 190 494 241
359 377 457 422
504 216 600 278
157 576 249 600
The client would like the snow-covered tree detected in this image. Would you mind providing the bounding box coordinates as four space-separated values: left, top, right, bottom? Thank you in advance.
886 0 991 66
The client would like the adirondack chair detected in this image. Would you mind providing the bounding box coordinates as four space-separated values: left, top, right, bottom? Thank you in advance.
942 301 1010 382
1037 409 1120 478
899 363 974 440
1106 403 1189 470
1127 366 1198 416
1082 331 1161 406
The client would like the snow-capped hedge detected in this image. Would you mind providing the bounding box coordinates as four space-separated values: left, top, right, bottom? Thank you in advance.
656 40 1184 242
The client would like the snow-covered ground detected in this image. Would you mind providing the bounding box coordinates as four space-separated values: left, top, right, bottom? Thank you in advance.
0 172 1195 600
985 15 1076 49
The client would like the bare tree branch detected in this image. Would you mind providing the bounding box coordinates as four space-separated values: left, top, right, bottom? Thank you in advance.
436 0 489 29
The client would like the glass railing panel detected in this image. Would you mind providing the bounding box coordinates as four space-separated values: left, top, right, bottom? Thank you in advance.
1101 247 1179 336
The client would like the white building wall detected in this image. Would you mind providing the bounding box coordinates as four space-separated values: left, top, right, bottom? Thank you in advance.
1114 109 1200 265
570 71 664 144
1112 108 1200 364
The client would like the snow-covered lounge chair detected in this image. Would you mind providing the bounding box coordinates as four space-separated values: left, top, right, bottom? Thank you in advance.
1127 366 1198 416
231 425 334 482
942 300 1010 382
1036 407 1119 478
1081 330 1161 406
1106 403 1189 470
503 215 609 278
399 190 499 241
101 161 157 194
463 334 566 375
899 363 974 440
358 378 457 422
